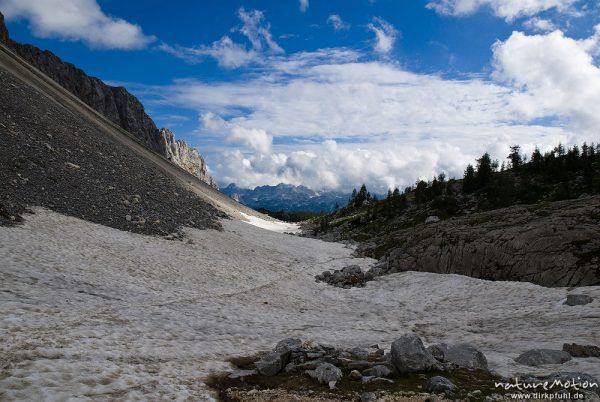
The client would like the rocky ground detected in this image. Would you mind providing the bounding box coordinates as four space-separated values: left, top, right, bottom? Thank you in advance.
0 67 224 235
212 336 600 402
309 196 600 287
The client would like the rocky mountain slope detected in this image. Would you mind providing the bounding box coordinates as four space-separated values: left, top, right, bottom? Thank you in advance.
0 44 224 235
222 183 349 212
0 12 217 189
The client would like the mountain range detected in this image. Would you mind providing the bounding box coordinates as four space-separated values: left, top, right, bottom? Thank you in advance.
222 183 350 212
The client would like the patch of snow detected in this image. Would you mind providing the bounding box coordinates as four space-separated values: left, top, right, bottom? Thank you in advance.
0 208 599 401
239 211 300 233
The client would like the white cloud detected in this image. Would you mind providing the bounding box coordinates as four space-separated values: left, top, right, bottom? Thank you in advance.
426 0 579 21
129 48 579 191
522 17 556 32
493 28 600 132
237 8 283 53
227 127 273 154
299 0 309 13
327 14 350 31
367 17 398 55
158 37 255 69
0 0 154 49
159 8 282 68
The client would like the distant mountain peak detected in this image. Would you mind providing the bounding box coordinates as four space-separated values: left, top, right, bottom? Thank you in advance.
221 183 348 212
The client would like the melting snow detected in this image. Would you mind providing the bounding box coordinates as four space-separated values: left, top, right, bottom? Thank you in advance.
0 208 599 401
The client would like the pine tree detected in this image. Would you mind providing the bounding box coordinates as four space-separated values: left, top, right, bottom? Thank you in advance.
463 164 476 193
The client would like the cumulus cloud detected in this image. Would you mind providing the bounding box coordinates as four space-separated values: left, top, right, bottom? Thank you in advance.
426 0 579 21
522 17 556 32
327 14 350 31
227 127 273 154
0 0 154 49
129 48 576 191
367 17 398 55
299 0 309 13
493 28 600 132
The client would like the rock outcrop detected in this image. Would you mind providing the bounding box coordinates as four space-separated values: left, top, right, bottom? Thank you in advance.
0 13 217 188
369 196 600 287
158 128 217 189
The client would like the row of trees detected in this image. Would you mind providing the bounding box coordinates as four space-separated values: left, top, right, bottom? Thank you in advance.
337 142 600 222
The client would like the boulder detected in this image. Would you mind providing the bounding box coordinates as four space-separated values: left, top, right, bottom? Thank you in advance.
361 392 377 402
314 362 342 388
563 343 600 358
315 265 374 288
275 338 302 354
390 333 439 373
362 365 392 378
255 351 285 376
429 343 488 370
348 370 363 381
425 216 440 224
515 349 572 366
565 294 594 306
425 376 456 393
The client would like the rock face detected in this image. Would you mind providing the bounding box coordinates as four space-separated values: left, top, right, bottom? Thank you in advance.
515 349 572 366
372 197 600 287
565 294 594 306
0 13 217 188
158 129 218 189
390 333 439 373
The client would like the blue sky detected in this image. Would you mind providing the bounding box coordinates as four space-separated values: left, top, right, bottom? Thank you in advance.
2 0 600 191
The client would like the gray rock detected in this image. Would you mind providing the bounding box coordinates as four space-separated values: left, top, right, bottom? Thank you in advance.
255 351 285 376
315 265 374 288
563 343 600 358
430 343 488 370
425 376 456 393
284 363 297 373
314 362 342 388
362 365 392 378
348 369 363 381
390 333 439 373
275 338 302 354
425 215 440 224
565 294 594 306
365 197 600 287
515 349 572 366
428 344 447 362
361 392 377 402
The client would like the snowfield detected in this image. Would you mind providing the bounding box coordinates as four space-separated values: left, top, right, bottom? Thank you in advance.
1 208 599 401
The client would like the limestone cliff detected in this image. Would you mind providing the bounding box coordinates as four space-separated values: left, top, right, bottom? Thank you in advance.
158 128 218 189
0 12 217 188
